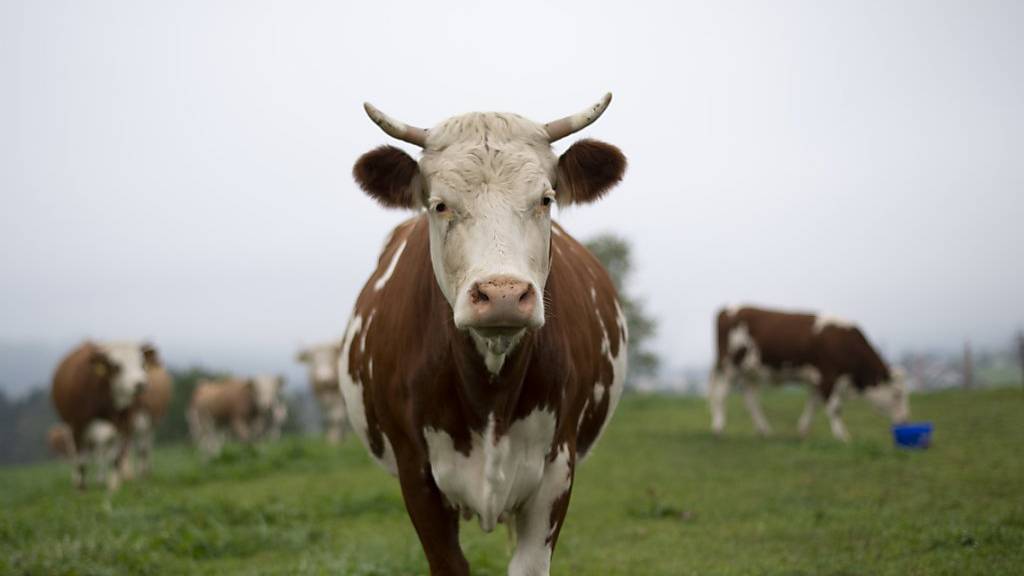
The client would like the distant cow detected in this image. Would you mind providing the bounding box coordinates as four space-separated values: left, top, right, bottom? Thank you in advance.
296 343 347 443
709 306 909 441
51 341 160 489
127 363 173 477
340 94 628 575
188 375 285 457
47 421 120 488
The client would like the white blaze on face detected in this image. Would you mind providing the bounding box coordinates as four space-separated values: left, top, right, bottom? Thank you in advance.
99 342 148 410
865 370 910 423
419 113 559 333
304 344 339 383
251 375 282 410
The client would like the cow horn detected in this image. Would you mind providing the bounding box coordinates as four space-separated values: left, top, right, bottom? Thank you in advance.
363 102 428 147
544 93 613 143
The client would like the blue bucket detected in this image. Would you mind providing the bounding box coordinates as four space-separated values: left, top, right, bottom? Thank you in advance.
892 422 933 449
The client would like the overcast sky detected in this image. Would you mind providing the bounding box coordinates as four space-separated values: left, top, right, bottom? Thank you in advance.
2 1 1022 393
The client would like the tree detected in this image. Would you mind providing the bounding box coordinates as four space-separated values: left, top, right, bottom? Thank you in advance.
583 233 660 382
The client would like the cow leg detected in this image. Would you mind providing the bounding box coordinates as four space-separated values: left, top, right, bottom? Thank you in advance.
797 393 821 438
232 416 252 445
708 367 732 435
102 437 123 491
509 445 575 576
105 434 131 491
741 378 773 436
825 387 851 442
394 454 468 576
70 431 87 490
132 413 153 476
325 397 347 444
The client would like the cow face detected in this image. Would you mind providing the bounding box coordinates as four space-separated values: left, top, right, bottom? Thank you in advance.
353 95 625 360
865 368 910 424
96 342 150 410
296 344 340 386
250 375 284 411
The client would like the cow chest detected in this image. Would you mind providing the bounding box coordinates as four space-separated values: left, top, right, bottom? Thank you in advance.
422 409 557 532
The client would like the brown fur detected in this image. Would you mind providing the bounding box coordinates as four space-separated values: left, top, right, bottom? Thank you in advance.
352 145 422 208
556 139 627 205
140 365 173 423
344 216 624 574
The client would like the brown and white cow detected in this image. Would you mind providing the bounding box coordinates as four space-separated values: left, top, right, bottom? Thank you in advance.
340 94 628 576
709 306 910 442
296 342 348 443
51 341 160 489
188 375 285 458
127 362 173 477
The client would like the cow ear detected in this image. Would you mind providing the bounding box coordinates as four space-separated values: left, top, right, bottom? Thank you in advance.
353 145 423 209
141 343 159 367
555 139 626 205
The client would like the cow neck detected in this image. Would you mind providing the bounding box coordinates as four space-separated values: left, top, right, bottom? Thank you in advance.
446 319 537 435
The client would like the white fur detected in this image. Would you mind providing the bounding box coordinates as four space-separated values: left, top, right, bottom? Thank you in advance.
508 443 573 576
71 419 121 490
338 314 398 475
98 342 148 410
826 376 852 442
423 409 557 533
813 314 853 333
420 113 558 361
865 371 910 423
373 239 407 291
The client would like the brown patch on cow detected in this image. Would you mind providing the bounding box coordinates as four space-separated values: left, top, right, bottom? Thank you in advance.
556 139 627 205
353 145 422 209
715 306 892 399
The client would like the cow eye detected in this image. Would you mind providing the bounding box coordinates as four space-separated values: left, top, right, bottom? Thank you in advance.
435 202 447 214
541 196 553 207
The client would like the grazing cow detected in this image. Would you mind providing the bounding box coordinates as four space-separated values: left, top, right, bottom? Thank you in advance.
47 421 120 487
296 343 347 443
188 375 285 457
127 362 173 477
340 94 628 575
709 306 910 441
51 341 160 489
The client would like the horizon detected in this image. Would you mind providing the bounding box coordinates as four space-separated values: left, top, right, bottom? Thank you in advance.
3 1 1023 397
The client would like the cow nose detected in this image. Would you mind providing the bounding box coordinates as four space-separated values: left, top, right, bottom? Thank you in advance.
468 275 536 328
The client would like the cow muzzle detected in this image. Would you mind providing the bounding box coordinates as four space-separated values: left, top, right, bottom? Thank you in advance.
459 275 540 333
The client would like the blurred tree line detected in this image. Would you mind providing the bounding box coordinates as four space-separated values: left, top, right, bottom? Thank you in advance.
584 233 660 382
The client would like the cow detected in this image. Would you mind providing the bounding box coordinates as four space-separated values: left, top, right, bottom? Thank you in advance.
126 362 173 477
339 94 628 576
188 375 285 458
50 341 160 489
47 420 120 488
296 342 348 443
708 306 910 442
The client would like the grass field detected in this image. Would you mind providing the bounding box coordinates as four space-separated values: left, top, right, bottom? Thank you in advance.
2 387 1022 576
